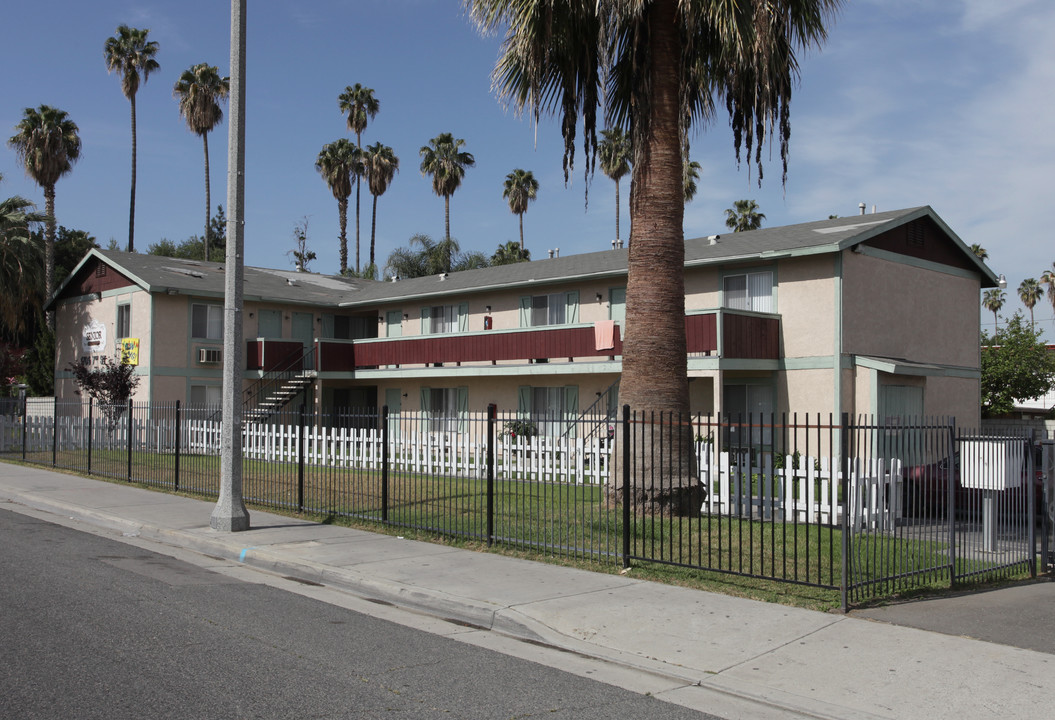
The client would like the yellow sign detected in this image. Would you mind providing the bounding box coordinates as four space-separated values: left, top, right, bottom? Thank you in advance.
120 338 140 366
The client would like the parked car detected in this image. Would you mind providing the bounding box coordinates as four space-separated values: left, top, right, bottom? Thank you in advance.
902 443 1044 519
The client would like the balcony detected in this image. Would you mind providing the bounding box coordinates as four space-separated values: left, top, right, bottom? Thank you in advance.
248 309 779 373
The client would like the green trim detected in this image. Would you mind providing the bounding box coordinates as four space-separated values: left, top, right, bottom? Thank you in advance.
854 245 984 281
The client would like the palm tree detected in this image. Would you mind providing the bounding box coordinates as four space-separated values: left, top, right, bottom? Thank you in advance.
1018 278 1043 329
419 132 475 268
491 239 530 265
361 142 399 270
983 289 1006 331
104 25 160 253
683 156 701 204
502 169 539 251
724 199 766 232
338 84 379 273
597 128 631 243
385 233 461 279
315 139 360 274
1041 262 1055 317
8 105 81 311
467 0 840 511
970 244 988 261
1 176 47 336
174 63 230 262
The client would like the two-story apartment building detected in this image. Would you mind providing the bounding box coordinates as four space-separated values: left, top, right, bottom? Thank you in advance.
49 206 997 429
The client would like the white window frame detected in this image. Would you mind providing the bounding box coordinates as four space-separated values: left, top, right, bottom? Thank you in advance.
192 303 224 340
723 270 774 313
116 303 131 340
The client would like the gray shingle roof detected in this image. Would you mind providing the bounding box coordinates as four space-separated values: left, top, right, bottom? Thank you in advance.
55 205 995 311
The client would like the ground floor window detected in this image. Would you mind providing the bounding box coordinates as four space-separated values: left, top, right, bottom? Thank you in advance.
189 384 222 407
421 386 467 433
517 385 579 437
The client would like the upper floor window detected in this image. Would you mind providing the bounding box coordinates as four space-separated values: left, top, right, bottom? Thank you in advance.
192 303 223 340
116 304 131 339
723 271 773 313
421 304 468 335
520 291 579 327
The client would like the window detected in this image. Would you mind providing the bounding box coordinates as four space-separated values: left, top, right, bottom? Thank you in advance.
520 291 579 327
116 304 131 340
421 386 467 433
192 304 223 340
189 384 222 407
421 304 468 335
518 385 579 437
723 271 773 313
723 383 773 448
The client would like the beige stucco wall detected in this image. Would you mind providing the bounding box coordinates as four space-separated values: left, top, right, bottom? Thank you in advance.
842 251 980 368
776 255 837 359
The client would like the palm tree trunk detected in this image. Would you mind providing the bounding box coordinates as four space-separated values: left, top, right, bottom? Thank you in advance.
616 0 699 513
338 197 349 274
128 95 137 253
355 131 362 274
518 212 524 251
44 184 56 330
615 177 621 243
203 133 212 261
370 193 378 270
444 194 451 243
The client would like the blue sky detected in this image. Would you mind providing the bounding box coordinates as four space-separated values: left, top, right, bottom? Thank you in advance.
2 1 1053 338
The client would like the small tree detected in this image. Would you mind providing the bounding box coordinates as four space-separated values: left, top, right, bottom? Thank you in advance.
67 354 140 436
287 217 316 272
981 312 1055 417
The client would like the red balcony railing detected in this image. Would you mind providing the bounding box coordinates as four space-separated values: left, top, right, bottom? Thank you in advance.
249 310 778 372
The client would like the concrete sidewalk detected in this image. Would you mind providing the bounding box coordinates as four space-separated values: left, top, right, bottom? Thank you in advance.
1 461 1051 720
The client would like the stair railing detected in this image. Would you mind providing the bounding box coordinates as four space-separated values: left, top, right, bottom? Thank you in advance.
243 343 317 418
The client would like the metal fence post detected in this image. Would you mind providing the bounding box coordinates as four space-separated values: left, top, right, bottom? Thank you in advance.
174 401 181 492
840 412 850 612
622 403 631 570
947 418 958 588
52 397 58 466
381 405 389 523
1028 429 1037 578
127 396 134 481
87 398 93 476
297 404 306 511
487 404 496 547
21 394 27 461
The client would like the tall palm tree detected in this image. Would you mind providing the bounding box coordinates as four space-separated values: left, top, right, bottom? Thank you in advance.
468 0 840 511
361 142 399 269
174 63 230 262
8 105 81 312
683 156 701 204
983 289 1006 331
1041 262 1055 317
724 199 766 232
970 244 988 261
1018 278 1043 329
419 132 475 268
338 84 379 273
104 25 160 253
315 139 360 274
502 169 539 251
1 176 47 337
597 128 631 243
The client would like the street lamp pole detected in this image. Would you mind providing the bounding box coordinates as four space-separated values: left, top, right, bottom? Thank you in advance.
211 0 250 532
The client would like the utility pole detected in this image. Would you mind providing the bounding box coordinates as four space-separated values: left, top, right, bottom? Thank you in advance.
211 0 250 532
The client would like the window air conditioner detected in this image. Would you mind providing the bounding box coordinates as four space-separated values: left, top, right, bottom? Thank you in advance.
199 348 222 364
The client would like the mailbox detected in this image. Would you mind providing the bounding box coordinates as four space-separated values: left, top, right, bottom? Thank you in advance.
960 438 1025 491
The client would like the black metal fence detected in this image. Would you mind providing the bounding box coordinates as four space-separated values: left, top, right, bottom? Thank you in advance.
1 398 1048 609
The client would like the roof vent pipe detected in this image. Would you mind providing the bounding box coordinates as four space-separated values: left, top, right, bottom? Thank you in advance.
859 202 866 215
554 248 559 257
707 234 720 245
872 205 877 214
548 249 554 259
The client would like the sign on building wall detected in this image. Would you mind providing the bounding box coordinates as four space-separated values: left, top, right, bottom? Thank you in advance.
120 338 140 366
81 319 107 355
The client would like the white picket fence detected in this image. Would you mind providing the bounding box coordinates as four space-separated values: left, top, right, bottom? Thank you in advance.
2 413 902 528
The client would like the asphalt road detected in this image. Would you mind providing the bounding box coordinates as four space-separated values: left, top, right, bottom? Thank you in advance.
0 507 718 720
